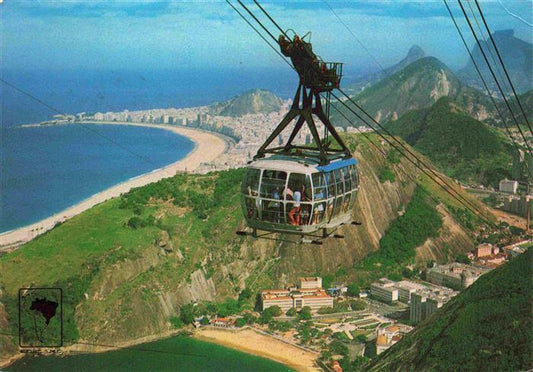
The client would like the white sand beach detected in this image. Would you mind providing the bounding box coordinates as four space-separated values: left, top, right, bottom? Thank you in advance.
195 327 319 371
0 122 228 250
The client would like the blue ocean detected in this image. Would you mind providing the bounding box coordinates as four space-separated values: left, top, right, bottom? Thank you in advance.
0 67 297 233
1 124 194 233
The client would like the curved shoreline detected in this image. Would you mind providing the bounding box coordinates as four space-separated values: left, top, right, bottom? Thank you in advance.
0 122 229 250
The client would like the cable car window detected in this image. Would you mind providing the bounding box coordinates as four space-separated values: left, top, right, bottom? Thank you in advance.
343 167 352 192
334 169 344 196
259 170 287 198
326 198 334 221
312 173 327 201
300 201 312 226
242 168 261 196
311 201 326 225
325 171 335 198
286 173 311 226
350 188 357 209
350 165 358 191
244 197 258 220
343 193 351 213
332 196 343 218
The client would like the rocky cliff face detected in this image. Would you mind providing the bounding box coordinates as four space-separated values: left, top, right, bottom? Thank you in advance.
0 134 483 352
73 135 477 344
208 89 284 117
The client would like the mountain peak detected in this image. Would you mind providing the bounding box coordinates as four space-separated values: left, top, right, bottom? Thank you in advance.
208 89 283 117
493 29 514 38
459 28 532 93
406 45 425 59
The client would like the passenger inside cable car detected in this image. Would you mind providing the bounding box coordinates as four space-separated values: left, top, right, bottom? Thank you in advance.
241 159 358 233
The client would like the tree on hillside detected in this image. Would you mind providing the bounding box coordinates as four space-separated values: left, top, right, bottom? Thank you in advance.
298 306 312 320
347 283 360 297
286 307 297 316
179 304 195 325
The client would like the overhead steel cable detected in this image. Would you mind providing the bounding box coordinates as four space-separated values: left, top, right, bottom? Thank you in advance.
332 88 493 222
465 0 510 95
324 0 529 183
0 78 188 228
475 0 532 134
330 90 495 225
456 0 533 154
0 78 180 176
316 0 518 212
253 0 291 41
225 0 293 70
235 0 278 44
321 0 386 72
330 102 461 212
225 0 495 226
443 0 531 179
465 0 532 142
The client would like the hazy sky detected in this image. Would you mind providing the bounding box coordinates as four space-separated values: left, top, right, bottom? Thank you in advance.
2 1 532 74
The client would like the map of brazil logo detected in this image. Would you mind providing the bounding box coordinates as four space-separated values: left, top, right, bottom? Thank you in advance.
19 288 63 348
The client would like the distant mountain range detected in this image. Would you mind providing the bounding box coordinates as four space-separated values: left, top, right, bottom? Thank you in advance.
208 89 284 117
333 56 493 126
347 45 426 93
458 29 533 94
384 97 512 186
367 247 532 371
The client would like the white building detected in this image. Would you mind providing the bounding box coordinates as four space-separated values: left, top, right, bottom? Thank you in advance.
300 277 322 289
370 278 399 303
262 277 333 312
499 179 519 194
394 281 426 304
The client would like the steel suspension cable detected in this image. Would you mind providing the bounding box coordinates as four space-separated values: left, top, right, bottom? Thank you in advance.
332 89 494 224
443 0 531 179
253 0 291 41
225 0 495 225
225 0 293 70
330 102 463 213
456 0 532 154
475 0 532 133
236 0 278 44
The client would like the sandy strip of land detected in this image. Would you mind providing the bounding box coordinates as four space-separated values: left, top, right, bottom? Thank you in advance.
0 122 228 250
194 327 319 372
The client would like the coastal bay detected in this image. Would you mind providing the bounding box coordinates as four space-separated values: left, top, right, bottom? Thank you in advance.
0 122 228 250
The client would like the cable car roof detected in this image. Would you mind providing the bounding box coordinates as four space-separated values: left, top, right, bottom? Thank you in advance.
317 158 357 172
249 155 358 174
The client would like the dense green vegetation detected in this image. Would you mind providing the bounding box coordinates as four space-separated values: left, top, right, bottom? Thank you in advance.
353 186 442 285
385 97 513 187
0 168 247 344
368 248 532 371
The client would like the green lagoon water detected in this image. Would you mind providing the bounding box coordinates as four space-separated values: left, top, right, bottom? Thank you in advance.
7 335 292 372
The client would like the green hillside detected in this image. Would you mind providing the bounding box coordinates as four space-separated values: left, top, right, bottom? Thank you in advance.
208 89 284 116
333 57 493 126
499 89 533 128
0 133 496 364
385 97 513 186
367 248 532 371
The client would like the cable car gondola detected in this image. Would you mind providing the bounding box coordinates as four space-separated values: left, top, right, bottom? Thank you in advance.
238 32 361 242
